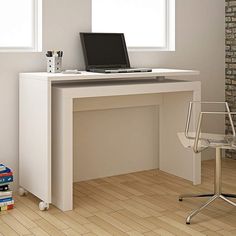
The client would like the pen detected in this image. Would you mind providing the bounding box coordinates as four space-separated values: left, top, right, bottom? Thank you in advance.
57 51 63 57
46 50 63 57
46 51 52 57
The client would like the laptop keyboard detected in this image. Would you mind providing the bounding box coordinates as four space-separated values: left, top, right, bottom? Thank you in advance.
105 68 152 73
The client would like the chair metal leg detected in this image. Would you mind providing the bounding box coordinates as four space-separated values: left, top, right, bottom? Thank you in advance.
220 195 236 207
186 195 218 224
179 193 214 201
179 147 236 224
214 147 222 195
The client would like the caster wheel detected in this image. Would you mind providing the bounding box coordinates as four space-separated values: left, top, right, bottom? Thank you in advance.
18 187 28 196
186 222 190 225
179 198 183 202
39 202 49 211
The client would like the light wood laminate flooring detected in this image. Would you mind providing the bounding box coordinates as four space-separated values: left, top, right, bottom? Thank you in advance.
1 159 236 235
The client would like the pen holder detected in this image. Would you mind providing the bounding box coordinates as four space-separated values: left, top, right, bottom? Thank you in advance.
47 57 62 73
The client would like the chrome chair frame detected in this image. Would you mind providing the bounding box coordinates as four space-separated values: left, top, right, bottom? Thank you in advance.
179 101 236 224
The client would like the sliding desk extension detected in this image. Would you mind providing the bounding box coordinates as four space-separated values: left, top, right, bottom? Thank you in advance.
19 69 200 211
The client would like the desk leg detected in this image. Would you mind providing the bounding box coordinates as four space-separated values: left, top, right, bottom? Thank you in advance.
19 78 52 207
159 91 201 185
52 89 73 211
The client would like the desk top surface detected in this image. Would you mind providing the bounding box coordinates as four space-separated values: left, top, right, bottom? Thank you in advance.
20 68 200 82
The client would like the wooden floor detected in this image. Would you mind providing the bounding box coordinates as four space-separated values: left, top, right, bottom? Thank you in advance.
1 159 236 236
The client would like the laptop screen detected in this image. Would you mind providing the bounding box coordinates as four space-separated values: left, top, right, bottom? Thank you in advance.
80 33 130 70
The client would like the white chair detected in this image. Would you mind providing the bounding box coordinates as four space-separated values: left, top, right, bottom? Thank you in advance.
178 101 236 224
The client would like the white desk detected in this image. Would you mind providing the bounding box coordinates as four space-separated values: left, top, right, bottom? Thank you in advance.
19 69 201 211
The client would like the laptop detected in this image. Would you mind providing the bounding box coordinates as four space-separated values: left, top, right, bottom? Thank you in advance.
80 32 152 73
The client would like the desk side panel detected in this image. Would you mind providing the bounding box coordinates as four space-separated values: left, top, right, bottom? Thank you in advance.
19 77 51 203
52 88 73 211
159 91 201 184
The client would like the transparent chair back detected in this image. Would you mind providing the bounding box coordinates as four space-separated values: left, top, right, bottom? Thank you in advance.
184 101 236 153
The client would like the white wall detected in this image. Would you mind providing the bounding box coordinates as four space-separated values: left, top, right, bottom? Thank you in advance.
0 0 224 189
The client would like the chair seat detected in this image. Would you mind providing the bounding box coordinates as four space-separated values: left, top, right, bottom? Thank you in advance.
177 132 236 150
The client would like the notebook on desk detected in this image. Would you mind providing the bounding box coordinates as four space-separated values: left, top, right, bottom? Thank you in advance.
80 32 152 74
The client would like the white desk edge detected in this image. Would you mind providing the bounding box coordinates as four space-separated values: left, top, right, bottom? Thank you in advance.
19 68 200 82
